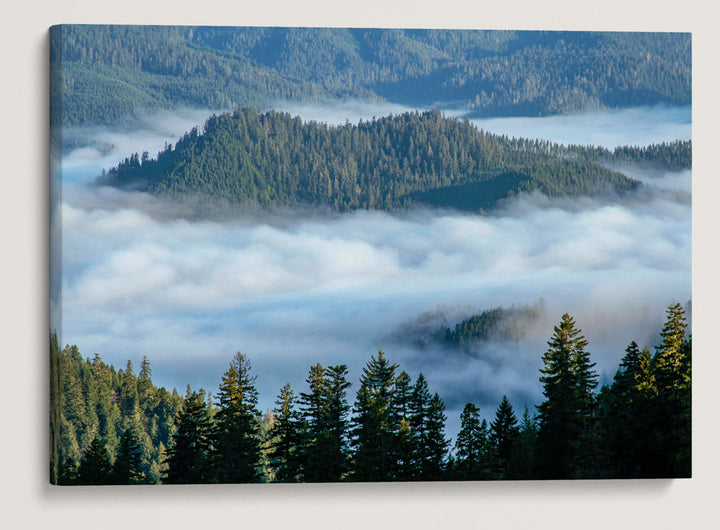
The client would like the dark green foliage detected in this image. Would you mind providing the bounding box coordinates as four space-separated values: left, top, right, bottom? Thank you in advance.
423 393 450 480
600 342 653 477
77 436 113 485
507 408 538 479
49 332 62 484
99 108 640 214
268 383 304 483
113 429 144 484
407 373 432 479
52 26 690 127
164 387 214 484
350 350 400 481
489 395 520 478
298 363 352 481
608 140 692 170
453 403 494 480
58 457 79 485
52 301 691 483
599 304 691 478
212 352 262 483
405 374 449 480
51 343 182 485
393 371 414 479
444 302 545 346
536 314 599 479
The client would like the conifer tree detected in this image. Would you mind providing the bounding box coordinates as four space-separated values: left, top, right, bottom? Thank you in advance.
77 436 113 485
350 350 399 481
536 313 598 479
323 365 352 480
507 408 537 479
423 393 450 480
213 352 262 483
393 371 414 479
165 387 214 484
58 457 79 485
298 363 351 481
489 395 520 478
137 356 157 414
268 383 304 482
651 303 691 477
601 342 658 477
454 403 485 480
49 332 62 485
113 428 144 484
119 360 139 419
653 303 689 393
408 372 432 479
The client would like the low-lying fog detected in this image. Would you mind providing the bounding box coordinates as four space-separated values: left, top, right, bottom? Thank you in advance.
53 102 691 438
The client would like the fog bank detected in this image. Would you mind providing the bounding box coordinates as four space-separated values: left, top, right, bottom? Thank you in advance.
54 103 692 437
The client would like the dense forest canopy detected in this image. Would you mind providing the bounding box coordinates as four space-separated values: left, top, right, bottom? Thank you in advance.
50 25 691 127
96 108 662 213
49 302 691 484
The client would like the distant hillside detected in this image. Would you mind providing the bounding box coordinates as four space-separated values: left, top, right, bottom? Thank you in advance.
385 301 547 352
50 26 691 127
442 303 546 346
97 108 641 213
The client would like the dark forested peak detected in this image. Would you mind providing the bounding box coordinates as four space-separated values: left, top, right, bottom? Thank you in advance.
98 108 641 215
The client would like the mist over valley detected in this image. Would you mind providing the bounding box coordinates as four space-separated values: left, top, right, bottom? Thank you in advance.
54 103 691 438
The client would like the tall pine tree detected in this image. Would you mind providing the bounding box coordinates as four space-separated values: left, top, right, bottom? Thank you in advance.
213 352 262 483
76 436 113 485
165 387 214 484
489 395 520 479
268 383 304 483
113 428 144 484
651 303 691 477
536 313 598 479
350 350 399 481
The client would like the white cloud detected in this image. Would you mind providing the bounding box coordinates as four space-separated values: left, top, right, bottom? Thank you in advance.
54 103 692 434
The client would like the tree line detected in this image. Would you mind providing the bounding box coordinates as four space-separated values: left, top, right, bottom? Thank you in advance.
50 302 690 484
97 108 643 214
50 26 690 127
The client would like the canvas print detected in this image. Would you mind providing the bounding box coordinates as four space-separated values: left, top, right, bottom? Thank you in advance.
49 26 691 485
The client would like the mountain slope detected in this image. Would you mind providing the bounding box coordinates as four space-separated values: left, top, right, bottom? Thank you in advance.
51 26 691 127
98 108 640 212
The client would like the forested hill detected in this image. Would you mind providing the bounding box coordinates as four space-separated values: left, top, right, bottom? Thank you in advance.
97 108 641 213
50 25 691 127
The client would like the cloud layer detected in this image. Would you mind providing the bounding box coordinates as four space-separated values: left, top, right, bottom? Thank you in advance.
54 104 692 437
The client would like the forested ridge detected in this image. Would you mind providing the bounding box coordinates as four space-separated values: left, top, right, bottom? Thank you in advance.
97 108 646 213
50 302 691 484
50 25 691 127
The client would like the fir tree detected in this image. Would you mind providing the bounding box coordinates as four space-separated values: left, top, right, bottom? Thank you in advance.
213 352 262 483
393 371 414 479
408 372 432 479
454 403 484 480
165 387 214 484
489 395 520 478
507 407 537 479
536 313 598 479
350 350 399 481
49 332 62 485
323 365 352 480
423 393 450 480
77 436 113 485
113 428 144 484
298 363 351 482
651 303 691 477
268 383 304 482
